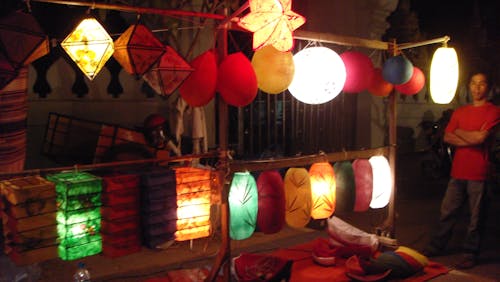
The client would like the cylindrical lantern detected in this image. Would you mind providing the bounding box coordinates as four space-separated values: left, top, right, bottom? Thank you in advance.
430 47 459 104
352 159 373 212
217 52 258 107
179 49 217 107
256 170 285 234
333 161 355 212
288 47 346 105
368 156 392 209
251 45 295 94
309 162 336 219
368 67 393 97
229 172 258 240
340 51 374 93
174 167 212 241
284 167 312 228
395 66 425 95
382 55 413 85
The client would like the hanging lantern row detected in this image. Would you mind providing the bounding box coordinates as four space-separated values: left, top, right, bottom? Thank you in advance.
228 156 392 240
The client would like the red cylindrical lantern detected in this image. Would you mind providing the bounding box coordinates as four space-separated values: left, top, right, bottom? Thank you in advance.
179 50 217 107
309 162 336 219
340 51 374 93
352 159 373 212
368 67 393 97
216 52 258 107
395 66 425 95
256 170 285 234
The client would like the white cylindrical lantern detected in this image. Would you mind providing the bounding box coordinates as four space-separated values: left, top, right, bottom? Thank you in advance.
430 47 459 104
368 156 392 209
288 47 346 105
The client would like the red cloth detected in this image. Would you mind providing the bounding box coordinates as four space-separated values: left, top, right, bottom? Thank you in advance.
269 239 450 282
445 102 500 180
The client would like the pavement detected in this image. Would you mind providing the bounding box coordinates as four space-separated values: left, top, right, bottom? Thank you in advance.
1 151 500 281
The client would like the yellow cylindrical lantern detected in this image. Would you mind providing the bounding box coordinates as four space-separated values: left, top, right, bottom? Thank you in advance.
288 47 346 105
284 168 312 228
252 45 295 94
309 162 336 219
368 156 392 209
430 47 459 104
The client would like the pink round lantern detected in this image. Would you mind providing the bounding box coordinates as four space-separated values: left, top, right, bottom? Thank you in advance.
217 52 258 107
179 50 217 107
256 170 285 234
340 51 374 93
368 67 393 97
395 66 425 95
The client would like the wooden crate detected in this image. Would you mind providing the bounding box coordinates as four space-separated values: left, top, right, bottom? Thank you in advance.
0 175 55 205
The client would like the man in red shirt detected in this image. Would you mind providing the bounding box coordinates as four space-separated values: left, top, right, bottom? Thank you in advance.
423 71 500 269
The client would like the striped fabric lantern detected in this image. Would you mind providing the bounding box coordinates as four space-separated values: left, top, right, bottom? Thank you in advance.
229 172 258 240
369 156 392 209
309 162 336 219
256 170 285 234
283 168 312 228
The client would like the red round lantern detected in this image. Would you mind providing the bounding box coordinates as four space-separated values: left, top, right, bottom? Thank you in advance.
179 50 217 107
395 66 425 95
368 67 393 97
256 170 285 234
340 51 374 93
217 52 258 107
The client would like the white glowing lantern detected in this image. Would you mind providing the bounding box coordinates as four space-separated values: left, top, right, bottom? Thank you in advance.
368 156 391 209
430 47 459 104
288 47 346 104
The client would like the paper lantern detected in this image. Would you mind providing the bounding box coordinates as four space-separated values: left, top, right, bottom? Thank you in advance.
179 50 217 107
61 18 114 80
382 55 413 85
113 24 165 76
395 66 425 95
430 47 459 104
352 159 373 212
174 167 212 241
46 171 103 260
309 162 336 219
368 156 392 209
368 67 393 97
217 52 258 107
288 47 346 104
237 0 306 52
256 170 285 234
229 172 258 240
143 46 194 96
340 51 374 93
283 167 312 228
0 11 49 89
333 161 355 212
251 45 295 94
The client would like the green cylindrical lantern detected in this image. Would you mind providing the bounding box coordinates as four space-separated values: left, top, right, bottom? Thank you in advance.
229 172 258 240
333 161 356 212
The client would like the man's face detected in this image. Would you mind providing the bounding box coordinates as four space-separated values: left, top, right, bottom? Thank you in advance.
469 73 489 102
146 125 167 149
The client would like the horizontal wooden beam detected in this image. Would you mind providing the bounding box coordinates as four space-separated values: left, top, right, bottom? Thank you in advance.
294 30 390 50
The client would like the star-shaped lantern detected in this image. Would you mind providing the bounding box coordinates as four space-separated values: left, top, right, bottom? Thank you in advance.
237 0 305 52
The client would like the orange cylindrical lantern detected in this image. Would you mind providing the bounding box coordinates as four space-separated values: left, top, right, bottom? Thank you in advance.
309 162 336 219
284 167 312 228
256 170 285 234
174 167 213 241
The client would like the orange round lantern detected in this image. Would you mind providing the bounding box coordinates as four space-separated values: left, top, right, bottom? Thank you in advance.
284 167 312 228
179 50 217 107
340 51 374 93
256 170 285 234
395 66 425 95
309 162 336 219
251 45 295 94
217 52 258 107
368 67 393 97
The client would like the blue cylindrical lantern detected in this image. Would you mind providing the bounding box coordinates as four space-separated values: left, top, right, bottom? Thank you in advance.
229 172 258 240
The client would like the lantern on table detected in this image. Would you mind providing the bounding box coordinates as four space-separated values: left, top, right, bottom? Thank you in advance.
256 170 285 234
368 156 392 209
309 162 336 219
333 161 355 212
174 167 213 241
352 159 373 212
229 172 258 240
283 167 311 228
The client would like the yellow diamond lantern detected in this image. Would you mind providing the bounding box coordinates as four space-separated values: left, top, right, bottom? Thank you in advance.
61 18 114 80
